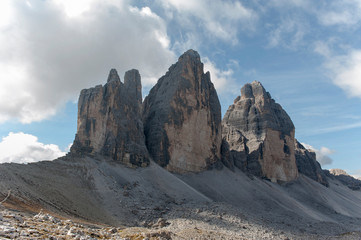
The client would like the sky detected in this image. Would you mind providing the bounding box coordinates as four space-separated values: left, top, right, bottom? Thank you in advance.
0 0 360 176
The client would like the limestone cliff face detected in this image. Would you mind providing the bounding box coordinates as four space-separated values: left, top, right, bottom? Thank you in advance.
295 141 328 186
222 81 298 182
143 49 222 173
70 69 149 167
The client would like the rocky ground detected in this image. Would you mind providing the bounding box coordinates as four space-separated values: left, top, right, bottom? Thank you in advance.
1 158 361 239
1 203 361 240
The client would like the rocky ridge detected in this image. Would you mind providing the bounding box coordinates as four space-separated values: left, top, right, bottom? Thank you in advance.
325 169 361 190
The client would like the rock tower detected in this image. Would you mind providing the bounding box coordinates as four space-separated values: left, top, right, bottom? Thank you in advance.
71 69 149 167
222 81 298 182
143 50 222 173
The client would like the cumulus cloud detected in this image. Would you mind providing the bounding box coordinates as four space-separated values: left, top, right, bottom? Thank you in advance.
315 42 361 100
203 58 236 94
0 0 175 123
302 143 335 166
326 50 361 99
159 0 257 44
0 132 66 164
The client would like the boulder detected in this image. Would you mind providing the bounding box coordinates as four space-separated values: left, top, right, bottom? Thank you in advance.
70 69 149 167
222 81 298 182
143 49 222 173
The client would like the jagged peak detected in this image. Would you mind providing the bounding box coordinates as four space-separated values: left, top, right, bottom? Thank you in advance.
178 49 201 63
240 81 270 100
329 169 348 176
124 69 142 106
124 69 140 85
107 68 121 83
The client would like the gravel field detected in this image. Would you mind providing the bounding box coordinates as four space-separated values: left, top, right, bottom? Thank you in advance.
1 157 361 239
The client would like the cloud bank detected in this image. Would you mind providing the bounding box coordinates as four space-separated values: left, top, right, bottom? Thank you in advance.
0 0 175 123
0 132 66 164
302 143 335 166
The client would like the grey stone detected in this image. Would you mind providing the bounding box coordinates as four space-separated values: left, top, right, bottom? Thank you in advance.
325 169 361 190
143 49 222 173
222 81 298 182
294 141 328 186
124 69 142 111
70 69 149 167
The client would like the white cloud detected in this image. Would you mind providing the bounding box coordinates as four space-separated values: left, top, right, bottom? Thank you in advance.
203 58 235 93
327 50 361 99
314 41 332 57
65 143 73 152
268 0 311 9
160 0 257 44
316 44 361 99
267 17 306 49
0 132 66 164
302 143 335 166
318 0 361 26
0 1 175 123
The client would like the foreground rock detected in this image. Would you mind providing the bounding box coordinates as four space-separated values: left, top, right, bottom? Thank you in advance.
221 81 298 182
2 204 360 240
295 141 329 186
143 49 222 173
71 69 149 167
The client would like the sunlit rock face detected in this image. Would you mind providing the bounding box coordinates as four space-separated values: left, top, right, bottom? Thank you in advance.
222 81 299 182
143 49 222 173
71 69 149 167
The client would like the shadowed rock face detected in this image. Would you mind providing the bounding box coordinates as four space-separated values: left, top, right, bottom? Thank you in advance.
143 49 222 173
70 69 149 167
222 81 298 182
295 141 328 187
325 169 361 190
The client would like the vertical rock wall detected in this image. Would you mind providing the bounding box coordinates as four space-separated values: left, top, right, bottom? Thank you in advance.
70 69 149 167
143 50 222 173
222 81 299 182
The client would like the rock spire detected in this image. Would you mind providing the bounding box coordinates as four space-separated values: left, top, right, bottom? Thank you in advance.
143 49 222 173
70 69 149 167
221 81 298 182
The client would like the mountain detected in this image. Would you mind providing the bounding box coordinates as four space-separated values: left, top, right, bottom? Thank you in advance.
221 81 298 182
325 169 361 190
0 50 361 239
143 50 222 173
70 69 149 167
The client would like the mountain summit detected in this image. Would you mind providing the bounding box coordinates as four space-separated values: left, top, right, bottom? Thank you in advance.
221 81 298 182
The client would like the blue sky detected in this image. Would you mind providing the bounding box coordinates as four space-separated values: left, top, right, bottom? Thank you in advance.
0 0 360 176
